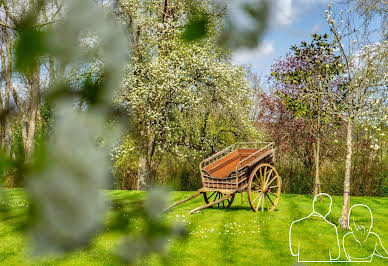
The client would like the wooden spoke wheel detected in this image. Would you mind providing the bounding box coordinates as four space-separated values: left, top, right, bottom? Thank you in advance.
203 191 235 208
248 163 281 212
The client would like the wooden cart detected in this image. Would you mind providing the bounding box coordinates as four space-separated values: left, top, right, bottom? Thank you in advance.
166 142 282 214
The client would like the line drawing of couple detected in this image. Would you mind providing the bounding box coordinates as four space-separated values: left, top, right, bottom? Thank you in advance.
289 193 388 262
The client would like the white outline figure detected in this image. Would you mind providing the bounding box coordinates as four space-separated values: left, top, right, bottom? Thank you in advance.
342 204 388 262
289 193 341 262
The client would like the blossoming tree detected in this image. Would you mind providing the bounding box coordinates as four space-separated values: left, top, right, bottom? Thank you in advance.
114 0 255 190
325 1 387 229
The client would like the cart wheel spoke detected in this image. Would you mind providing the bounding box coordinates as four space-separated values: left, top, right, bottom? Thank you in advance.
215 192 220 208
263 166 267 184
254 173 260 185
269 191 277 197
253 192 261 203
267 176 277 187
266 193 274 206
213 192 217 201
259 168 264 184
208 191 217 200
265 169 274 185
256 193 263 210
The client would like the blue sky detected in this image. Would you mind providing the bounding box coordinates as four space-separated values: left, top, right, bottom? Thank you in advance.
232 0 331 77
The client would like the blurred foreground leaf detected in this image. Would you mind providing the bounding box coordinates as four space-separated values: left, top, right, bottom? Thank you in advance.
181 15 208 42
15 15 47 73
219 0 269 49
26 103 110 254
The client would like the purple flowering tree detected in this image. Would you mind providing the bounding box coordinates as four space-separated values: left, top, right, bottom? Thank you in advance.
269 34 344 197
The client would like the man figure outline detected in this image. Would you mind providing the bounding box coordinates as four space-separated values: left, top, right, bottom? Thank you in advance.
289 193 340 262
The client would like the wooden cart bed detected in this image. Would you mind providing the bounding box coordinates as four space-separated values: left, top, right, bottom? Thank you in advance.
200 142 275 191
203 148 272 178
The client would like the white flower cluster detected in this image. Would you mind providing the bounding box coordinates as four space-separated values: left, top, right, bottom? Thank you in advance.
370 144 380 150
187 219 261 240
110 138 135 161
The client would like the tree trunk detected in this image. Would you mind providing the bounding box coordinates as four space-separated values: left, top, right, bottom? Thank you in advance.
3 118 12 155
313 137 321 197
137 134 157 190
137 154 151 190
24 64 40 160
0 28 13 156
341 120 353 230
162 0 169 23
314 80 322 197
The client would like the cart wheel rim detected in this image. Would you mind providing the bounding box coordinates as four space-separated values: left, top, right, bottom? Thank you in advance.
203 192 235 208
247 163 281 212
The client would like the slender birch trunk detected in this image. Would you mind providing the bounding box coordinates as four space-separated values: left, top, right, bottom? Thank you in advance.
341 120 352 230
313 137 321 196
313 80 322 197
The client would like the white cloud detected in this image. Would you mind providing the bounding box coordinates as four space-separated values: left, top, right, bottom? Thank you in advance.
232 41 275 65
271 0 329 27
273 0 293 26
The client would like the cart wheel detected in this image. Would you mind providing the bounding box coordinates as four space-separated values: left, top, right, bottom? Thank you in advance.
203 192 235 208
248 163 281 212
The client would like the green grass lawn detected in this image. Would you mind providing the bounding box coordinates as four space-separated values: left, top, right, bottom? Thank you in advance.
0 189 387 265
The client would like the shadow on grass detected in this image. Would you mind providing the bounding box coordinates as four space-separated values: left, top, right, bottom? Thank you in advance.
198 205 281 213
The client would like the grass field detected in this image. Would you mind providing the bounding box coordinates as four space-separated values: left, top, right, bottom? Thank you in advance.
0 189 387 265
